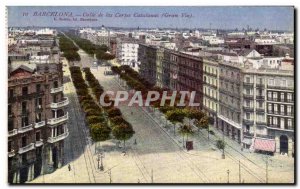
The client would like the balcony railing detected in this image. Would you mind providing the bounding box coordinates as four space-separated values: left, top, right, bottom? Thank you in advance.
243 106 254 112
267 98 278 102
256 107 265 113
267 85 293 91
51 86 64 94
34 121 46 129
8 150 15 157
256 121 267 125
280 99 294 103
47 131 69 143
268 110 278 115
50 97 69 109
48 112 68 125
18 124 33 133
243 119 254 125
243 82 254 87
8 129 18 137
18 143 35 154
256 83 265 88
35 140 44 147
256 95 265 100
267 125 294 131
243 94 254 99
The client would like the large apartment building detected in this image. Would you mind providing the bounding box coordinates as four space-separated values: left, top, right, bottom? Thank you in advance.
116 38 139 69
138 43 204 108
218 61 243 143
8 33 69 183
216 60 294 156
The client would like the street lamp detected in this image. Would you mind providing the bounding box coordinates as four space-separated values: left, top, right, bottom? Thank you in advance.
97 152 105 171
227 169 230 183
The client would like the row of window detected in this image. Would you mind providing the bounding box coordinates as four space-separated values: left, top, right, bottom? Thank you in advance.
8 109 66 130
203 76 218 87
204 65 218 75
267 103 293 115
244 113 265 122
8 81 59 98
219 105 240 123
219 68 240 80
267 91 293 102
268 116 293 129
204 98 218 111
220 95 240 108
220 81 240 93
204 87 218 99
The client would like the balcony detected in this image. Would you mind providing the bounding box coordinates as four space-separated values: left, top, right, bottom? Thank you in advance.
267 98 278 102
8 129 18 137
243 119 254 125
18 143 35 154
256 121 267 126
256 107 265 113
51 86 64 94
35 140 44 147
243 106 254 112
47 131 69 143
243 82 254 88
8 150 15 157
48 112 68 125
267 125 294 131
18 124 33 133
267 85 293 91
256 83 265 88
243 94 254 99
35 121 46 129
50 97 69 109
256 95 265 100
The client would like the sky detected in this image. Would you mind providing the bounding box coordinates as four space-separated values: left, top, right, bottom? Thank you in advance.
7 6 294 31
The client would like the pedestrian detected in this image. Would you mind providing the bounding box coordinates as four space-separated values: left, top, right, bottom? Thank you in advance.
134 139 137 145
68 164 71 171
131 111 133 115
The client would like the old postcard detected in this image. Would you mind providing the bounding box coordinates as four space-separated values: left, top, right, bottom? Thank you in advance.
7 6 295 184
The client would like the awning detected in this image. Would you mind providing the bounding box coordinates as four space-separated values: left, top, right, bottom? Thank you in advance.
253 138 276 152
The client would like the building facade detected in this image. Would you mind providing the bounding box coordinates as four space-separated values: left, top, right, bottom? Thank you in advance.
203 58 219 126
116 38 139 69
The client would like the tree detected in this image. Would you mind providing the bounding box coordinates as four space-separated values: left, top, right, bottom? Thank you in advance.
195 115 209 130
112 123 135 150
110 116 128 126
90 123 111 153
216 139 226 159
107 107 122 118
87 115 105 125
178 124 194 148
166 109 188 135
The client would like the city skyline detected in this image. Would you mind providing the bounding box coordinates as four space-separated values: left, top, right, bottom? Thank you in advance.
7 6 294 31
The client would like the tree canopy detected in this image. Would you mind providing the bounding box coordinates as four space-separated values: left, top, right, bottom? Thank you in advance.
90 123 111 142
